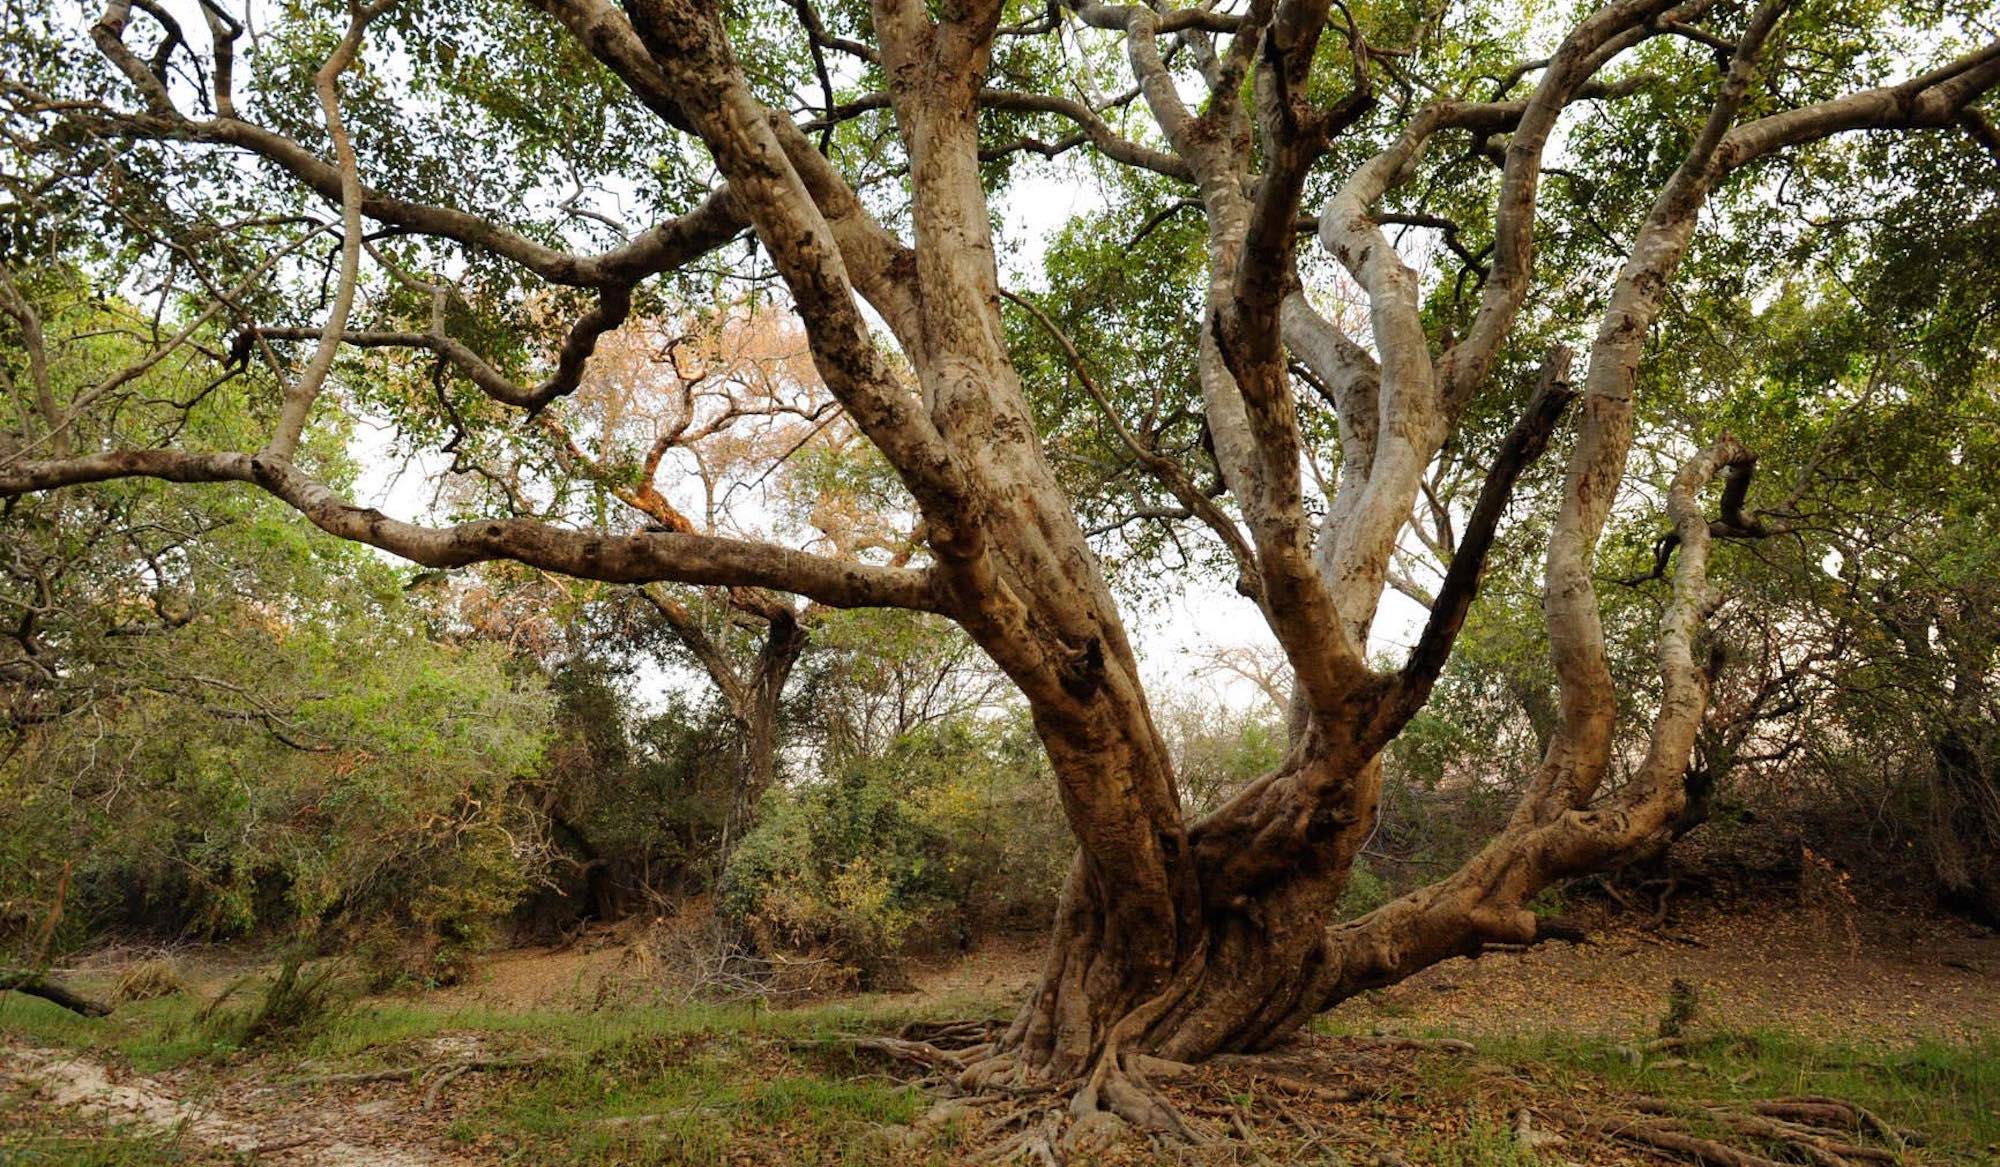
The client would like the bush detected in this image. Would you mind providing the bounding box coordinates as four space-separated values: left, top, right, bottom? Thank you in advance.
0 613 552 975
514 667 742 940
1338 860 1391 919
112 957 189 1003
721 754 952 987
722 717 1067 983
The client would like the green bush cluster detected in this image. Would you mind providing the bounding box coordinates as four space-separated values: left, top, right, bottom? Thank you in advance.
0 582 552 986
721 718 1068 985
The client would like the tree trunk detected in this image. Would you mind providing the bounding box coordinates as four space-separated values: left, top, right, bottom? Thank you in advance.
1931 720 2000 927
546 809 623 922
1006 821 1358 1076
988 439 1754 1100
717 608 807 863
997 755 1433 1077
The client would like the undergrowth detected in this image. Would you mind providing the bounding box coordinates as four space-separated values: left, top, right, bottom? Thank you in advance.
4 980 1997 1165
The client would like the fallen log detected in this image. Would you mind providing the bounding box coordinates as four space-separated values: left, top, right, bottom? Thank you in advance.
0 970 112 1016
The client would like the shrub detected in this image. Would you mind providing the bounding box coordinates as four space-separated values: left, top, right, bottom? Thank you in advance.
113 957 189 1003
0 615 552 975
722 717 1068 983
722 756 952 986
1338 860 1391 919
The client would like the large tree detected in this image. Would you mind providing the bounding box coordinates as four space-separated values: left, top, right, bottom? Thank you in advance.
2 0 1996 1127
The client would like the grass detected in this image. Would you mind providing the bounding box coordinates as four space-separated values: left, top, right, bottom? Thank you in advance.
0 1129 222 1167
0 977 962 1166
1313 1008 2000 1163
1479 1028 2000 1157
6 978 1998 1165
0 990 230 1072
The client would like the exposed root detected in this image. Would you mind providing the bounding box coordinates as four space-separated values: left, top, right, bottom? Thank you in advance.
808 1019 1003 1084
955 1051 1039 1093
1208 1039 1408 1102
1566 1112 1804 1167
1557 1095 1914 1167
898 1017 1006 1047
979 1109 1064 1166
1072 1050 1205 1143
420 1062 474 1110
843 1034 981 1074
833 1023 1921 1167
1633 1099 1903 1163
1760 1095 1920 1146
285 1056 555 1090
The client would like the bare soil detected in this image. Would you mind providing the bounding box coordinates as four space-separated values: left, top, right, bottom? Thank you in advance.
1 1034 494 1165
881 897 2000 1045
1342 897 2000 1043
5 896 1996 1164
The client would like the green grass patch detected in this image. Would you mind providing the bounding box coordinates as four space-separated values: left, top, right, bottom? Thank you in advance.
1476 1028 2000 1160
0 989 231 1072
10 982 1997 1165
455 1025 925 1166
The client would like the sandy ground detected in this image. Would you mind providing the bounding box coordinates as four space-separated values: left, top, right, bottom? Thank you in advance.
2 1034 494 1165
5 897 1995 1163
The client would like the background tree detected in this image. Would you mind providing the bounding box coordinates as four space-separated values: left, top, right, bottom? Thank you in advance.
0 281 552 984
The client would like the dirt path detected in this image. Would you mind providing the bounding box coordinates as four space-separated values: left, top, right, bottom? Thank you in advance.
0 1034 504 1165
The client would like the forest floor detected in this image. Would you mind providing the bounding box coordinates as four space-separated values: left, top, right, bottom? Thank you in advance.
3 894 1996 1166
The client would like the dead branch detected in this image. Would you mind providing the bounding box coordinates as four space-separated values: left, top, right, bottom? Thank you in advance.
0 970 112 1016
284 1056 556 1090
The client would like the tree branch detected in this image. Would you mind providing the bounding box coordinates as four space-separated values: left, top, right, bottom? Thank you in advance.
0 451 948 612
1003 288 1263 601
1376 347 1575 743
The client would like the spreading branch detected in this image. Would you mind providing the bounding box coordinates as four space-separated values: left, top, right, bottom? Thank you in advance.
0 451 945 613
